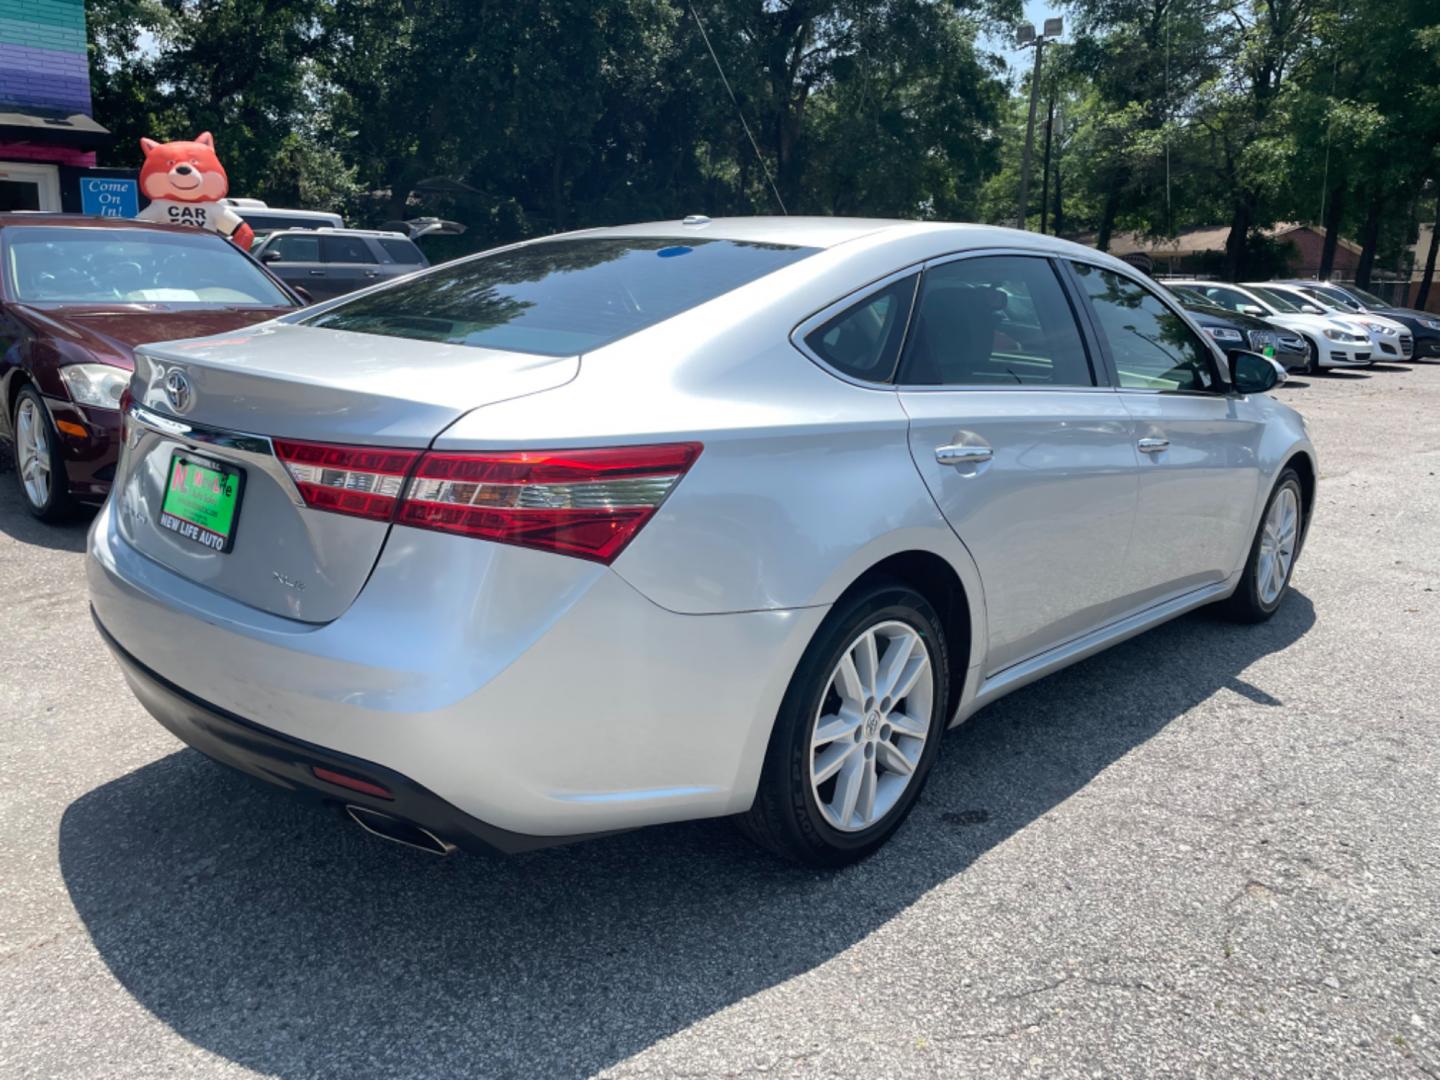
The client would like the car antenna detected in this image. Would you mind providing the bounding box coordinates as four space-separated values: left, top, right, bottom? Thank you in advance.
688 3 789 215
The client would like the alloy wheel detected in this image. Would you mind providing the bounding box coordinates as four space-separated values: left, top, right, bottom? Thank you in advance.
1257 486 1299 605
15 397 52 510
809 620 934 832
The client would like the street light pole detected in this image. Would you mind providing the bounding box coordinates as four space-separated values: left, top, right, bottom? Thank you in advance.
1015 17 1062 232
1017 37 1044 230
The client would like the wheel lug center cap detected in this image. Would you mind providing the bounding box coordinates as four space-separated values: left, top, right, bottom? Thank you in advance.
864 710 881 739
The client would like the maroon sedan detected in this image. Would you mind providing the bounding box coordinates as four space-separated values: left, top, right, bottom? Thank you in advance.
0 215 301 520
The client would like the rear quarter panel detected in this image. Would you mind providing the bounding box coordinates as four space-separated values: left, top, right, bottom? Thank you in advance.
430 237 988 649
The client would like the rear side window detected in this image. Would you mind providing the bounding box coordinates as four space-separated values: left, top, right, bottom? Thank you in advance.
1070 263 1218 392
379 238 425 264
306 237 816 356
804 274 917 382
322 236 376 264
897 255 1094 387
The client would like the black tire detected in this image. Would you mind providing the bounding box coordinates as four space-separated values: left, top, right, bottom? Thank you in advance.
738 580 950 867
1305 336 1322 376
10 386 76 523
1220 469 1304 624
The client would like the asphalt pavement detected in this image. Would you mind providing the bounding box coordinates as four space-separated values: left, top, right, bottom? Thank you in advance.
1 362 1438 1079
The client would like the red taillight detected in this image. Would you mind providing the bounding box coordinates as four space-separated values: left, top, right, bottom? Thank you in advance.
398 443 702 563
275 439 420 522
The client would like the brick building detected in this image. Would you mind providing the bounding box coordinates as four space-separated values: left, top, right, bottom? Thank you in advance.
0 0 133 213
1098 224 1364 279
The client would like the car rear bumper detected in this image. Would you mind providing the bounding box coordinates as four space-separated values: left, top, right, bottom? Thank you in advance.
92 614 593 854
87 498 827 838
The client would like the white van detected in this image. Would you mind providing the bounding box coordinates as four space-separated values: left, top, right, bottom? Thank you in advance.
223 199 343 242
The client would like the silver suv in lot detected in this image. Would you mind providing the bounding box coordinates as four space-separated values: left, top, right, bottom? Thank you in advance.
89 218 1315 866
252 227 428 301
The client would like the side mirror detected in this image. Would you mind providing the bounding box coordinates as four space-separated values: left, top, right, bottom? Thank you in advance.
260 249 282 263
291 285 314 305
1239 304 1266 316
1229 350 1284 394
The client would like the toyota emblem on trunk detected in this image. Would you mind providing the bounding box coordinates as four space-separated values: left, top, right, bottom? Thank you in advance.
163 369 193 413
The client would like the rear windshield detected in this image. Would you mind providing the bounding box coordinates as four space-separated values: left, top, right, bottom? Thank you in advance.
303 237 816 355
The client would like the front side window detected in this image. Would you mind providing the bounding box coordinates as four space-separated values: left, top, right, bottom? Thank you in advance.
271 234 320 262
896 255 1094 387
803 274 917 382
306 237 816 356
4 226 292 306
1070 263 1218 392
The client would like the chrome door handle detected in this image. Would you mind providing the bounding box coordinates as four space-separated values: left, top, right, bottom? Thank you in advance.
1137 437 1170 454
935 444 994 466
308 270 325 276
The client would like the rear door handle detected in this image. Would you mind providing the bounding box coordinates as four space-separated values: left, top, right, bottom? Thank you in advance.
935 444 994 466
1137 437 1170 454
308 270 326 276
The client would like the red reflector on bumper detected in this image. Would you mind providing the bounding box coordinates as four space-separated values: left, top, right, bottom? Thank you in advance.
312 766 393 800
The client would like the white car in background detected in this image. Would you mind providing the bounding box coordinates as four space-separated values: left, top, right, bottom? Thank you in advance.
1260 283 1408 364
1169 280 1371 374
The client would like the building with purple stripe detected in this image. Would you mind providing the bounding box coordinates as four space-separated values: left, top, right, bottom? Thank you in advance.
1 0 120 212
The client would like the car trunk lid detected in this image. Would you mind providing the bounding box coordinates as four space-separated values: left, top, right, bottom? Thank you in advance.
116 321 577 623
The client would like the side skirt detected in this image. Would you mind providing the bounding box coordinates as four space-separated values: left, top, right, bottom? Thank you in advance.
949 579 1236 727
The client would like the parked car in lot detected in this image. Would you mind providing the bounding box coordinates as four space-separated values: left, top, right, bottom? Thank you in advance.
1169 279 1374 374
1263 282 1410 361
1164 285 1309 371
222 198 344 241
1276 279 1440 361
0 215 303 520
252 227 429 301
90 218 1315 866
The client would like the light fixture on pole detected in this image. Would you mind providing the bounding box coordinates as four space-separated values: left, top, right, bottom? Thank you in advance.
1016 16 1063 231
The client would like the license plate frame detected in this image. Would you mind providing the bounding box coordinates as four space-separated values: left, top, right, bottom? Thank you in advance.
158 450 245 553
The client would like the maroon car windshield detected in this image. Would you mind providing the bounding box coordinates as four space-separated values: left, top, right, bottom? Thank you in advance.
4 226 291 307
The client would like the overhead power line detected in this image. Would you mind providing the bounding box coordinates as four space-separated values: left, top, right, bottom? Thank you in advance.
688 3 789 215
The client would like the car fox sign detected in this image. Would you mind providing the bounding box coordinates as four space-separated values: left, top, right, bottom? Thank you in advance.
134 132 254 249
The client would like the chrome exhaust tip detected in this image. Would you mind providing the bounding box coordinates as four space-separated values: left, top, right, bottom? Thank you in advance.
346 805 456 856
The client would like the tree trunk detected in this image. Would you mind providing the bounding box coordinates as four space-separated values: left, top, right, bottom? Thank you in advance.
1096 186 1120 251
1039 93 1056 234
550 150 566 232
1355 197 1383 289
1052 159 1064 238
1416 190 1440 310
1224 199 1252 281
1318 184 1344 279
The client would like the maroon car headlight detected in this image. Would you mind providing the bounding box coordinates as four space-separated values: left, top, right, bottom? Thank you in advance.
58 364 129 409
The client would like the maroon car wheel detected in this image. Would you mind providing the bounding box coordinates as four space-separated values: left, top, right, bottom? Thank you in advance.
12 387 76 522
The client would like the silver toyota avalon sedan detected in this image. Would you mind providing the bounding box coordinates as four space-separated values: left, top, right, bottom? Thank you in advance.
88 217 1315 866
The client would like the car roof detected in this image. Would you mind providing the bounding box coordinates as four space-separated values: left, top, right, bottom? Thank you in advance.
556 216 1129 264
263 227 409 239
0 213 213 234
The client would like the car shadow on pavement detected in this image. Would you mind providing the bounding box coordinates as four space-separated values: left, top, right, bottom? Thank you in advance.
59 591 1315 1079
